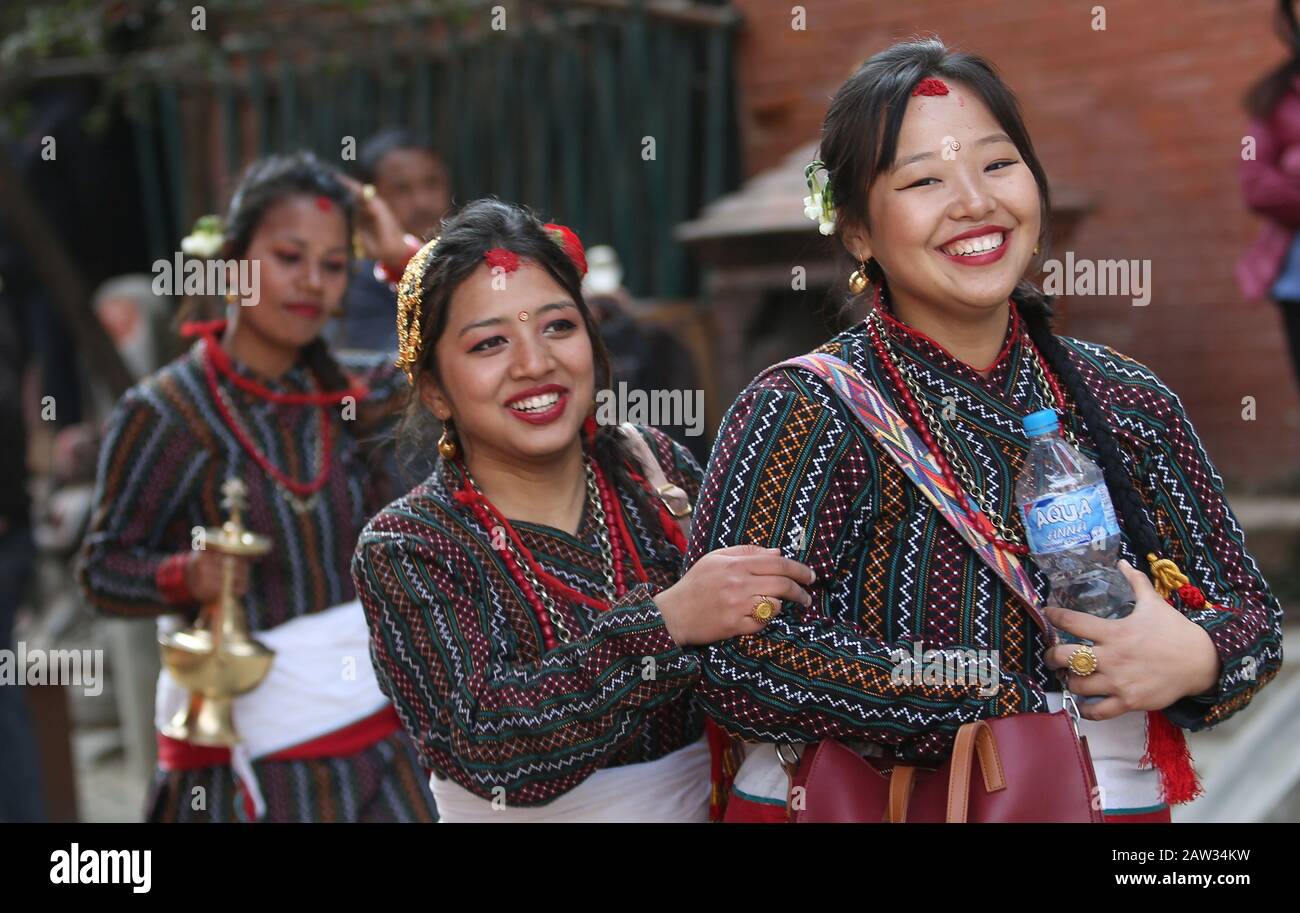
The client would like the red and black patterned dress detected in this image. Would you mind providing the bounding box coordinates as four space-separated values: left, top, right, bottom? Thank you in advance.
351 426 708 814
687 314 1283 818
77 337 437 822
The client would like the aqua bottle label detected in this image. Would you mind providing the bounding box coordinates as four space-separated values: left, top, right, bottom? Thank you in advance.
1021 483 1121 555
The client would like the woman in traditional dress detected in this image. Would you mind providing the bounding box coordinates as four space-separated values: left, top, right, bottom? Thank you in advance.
688 38 1284 823
350 198 814 822
77 152 437 822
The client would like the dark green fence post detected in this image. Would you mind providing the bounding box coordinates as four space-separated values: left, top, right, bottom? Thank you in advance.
129 82 168 263
158 82 186 246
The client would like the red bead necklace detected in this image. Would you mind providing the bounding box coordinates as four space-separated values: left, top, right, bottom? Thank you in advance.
451 454 649 651
183 320 369 404
867 290 1071 557
186 321 362 508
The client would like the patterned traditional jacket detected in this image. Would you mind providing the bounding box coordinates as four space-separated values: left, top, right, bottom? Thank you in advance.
352 426 706 807
76 338 436 822
686 315 1284 762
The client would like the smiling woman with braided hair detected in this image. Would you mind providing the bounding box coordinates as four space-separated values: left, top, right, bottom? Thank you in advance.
688 37 1284 823
350 198 814 821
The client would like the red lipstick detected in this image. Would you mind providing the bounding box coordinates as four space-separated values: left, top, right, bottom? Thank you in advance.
936 226 1012 267
504 384 570 425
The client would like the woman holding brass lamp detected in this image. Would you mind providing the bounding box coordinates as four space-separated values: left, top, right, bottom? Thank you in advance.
77 152 436 822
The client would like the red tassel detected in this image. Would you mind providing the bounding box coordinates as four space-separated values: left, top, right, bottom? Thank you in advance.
1142 710 1203 806
1177 584 1206 609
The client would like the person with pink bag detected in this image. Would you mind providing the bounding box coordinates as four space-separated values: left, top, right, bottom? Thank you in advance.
1238 0 1300 392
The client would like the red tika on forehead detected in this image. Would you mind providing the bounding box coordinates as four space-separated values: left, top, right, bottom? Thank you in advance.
485 248 521 272
912 77 950 97
314 195 334 212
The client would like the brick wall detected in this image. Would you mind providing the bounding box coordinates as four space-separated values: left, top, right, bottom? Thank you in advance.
729 0 1300 485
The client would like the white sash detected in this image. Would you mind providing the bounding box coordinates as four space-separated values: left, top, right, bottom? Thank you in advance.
430 736 711 823
1044 693 1159 813
155 599 391 818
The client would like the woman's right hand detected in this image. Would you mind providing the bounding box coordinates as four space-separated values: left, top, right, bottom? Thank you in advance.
184 549 252 604
654 545 815 647
338 175 412 267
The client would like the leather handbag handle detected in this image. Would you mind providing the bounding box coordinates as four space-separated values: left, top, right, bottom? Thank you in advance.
886 765 916 823
945 720 1008 823
617 423 692 534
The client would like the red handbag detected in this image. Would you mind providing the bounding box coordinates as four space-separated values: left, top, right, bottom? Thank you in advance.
766 353 1105 823
785 703 1104 823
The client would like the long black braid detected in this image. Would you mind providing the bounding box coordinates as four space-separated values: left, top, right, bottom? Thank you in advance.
1010 282 1167 563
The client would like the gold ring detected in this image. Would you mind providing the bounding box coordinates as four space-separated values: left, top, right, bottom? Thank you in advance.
752 598 776 623
362 183 377 201
1067 644 1098 677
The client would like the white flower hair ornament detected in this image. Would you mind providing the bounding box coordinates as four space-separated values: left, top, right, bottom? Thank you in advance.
803 160 836 236
181 214 225 259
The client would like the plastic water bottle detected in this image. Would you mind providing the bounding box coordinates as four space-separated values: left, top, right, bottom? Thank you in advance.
1015 408 1134 645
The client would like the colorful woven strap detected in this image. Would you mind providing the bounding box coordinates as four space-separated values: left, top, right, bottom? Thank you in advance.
770 353 1056 644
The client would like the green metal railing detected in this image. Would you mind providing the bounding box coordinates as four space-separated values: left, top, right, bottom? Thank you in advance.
126 2 739 298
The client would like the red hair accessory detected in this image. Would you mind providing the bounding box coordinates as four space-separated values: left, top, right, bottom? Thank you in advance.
544 223 588 277
912 77 950 97
485 248 521 272
314 196 334 212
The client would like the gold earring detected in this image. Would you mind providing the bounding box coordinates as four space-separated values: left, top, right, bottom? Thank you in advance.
1033 244 1040 255
437 422 459 461
848 260 870 296
225 291 239 304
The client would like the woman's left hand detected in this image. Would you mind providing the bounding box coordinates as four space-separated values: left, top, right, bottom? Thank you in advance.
1043 559 1222 721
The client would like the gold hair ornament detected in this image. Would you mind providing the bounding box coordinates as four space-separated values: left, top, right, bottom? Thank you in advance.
395 236 442 385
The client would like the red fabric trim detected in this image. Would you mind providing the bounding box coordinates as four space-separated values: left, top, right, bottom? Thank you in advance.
157 705 402 771
877 298 1021 375
1104 806 1172 824
722 791 788 823
155 553 194 606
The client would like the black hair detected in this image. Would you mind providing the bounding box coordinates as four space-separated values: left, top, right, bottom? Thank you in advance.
820 36 1166 562
820 36 1051 292
397 197 657 522
1244 1 1300 119
356 128 444 184
213 150 355 393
